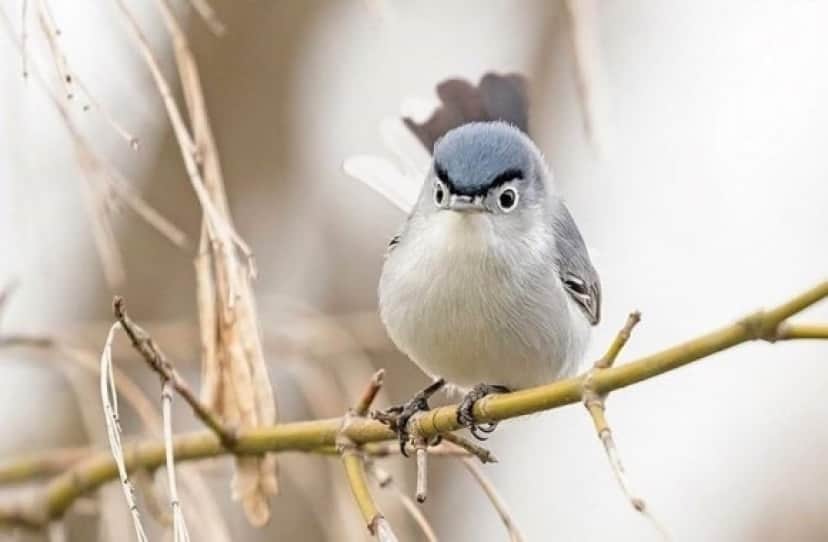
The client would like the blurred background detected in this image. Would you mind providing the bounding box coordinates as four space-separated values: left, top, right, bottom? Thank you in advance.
1 1 827 540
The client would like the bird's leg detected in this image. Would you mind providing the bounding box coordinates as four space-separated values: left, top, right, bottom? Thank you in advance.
373 378 446 456
457 383 510 441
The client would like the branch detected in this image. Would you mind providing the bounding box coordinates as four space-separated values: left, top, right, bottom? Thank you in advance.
776 322 828 341
338 371 398 540
112 297 237 448
365 462 439 542
0 281 825 528
583 312 670 538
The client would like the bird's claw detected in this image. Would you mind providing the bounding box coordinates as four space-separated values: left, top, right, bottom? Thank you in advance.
373 378 446 456
457 383 510 441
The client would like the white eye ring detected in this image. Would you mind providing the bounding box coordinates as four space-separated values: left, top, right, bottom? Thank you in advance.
497 186 519 212
433 181 447 207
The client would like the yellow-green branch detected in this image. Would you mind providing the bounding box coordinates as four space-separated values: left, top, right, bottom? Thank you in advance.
0 280 825 529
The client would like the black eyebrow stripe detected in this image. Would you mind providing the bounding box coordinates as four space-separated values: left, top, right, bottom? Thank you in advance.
489 168 524 188
434 163 523 196
434 162 459 193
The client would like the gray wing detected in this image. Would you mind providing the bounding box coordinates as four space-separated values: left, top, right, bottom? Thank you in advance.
553 202 602 325
403 72 529 152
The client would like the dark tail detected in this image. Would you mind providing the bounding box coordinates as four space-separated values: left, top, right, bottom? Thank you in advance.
403 72 530 153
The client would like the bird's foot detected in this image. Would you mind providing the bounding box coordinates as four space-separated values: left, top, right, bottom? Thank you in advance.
373 378 446 456
457 383 510 440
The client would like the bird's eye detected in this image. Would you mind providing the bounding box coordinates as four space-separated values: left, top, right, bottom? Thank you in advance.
434 182 446 207
497 187 518 212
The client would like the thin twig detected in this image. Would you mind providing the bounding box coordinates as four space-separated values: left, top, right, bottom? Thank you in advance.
339 372 398 540
110 0 253 276
36 0 72 100
414 435 428 503
595 311 641 369
774 322 828 341
99 322 149 542
104 167 188 248
162 380 192 542
341 449 393 538
366 462 439 542
112 297 237 448
132 0 275 523
583 311 670 539
36 0 138 147
439 432 498 464
186 0 226 35
459 457 524 542
355 369 385 417
74 76 140 149
0 8 185 284
0 327 229 538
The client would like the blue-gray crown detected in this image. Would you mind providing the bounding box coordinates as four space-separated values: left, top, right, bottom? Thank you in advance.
432 122 536 196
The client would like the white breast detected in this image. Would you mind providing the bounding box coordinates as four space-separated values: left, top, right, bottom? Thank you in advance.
378 211 590 391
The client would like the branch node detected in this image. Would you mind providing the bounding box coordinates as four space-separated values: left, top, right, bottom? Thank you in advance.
739 310 779 342
582 312 670 539
112 296 238 449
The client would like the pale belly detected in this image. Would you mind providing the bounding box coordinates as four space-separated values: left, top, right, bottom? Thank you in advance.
378 213 589 390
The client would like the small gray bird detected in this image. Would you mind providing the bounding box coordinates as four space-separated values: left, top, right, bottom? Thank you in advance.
377 73 601 447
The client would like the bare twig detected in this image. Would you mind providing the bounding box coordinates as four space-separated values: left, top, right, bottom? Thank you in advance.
459 457 524 542
414 436 428 503
186 0 226 35
341 448 395 539
103 167 188 248
366 462 439 542
0 328 229 538
595 311 641 369
161 380 192 542
110 0 253 272
115 0 277 523
99 322 149 542
339 372 398 540
74 76 140 149
37 0 139 146
355 369 385 416
0 8 186 285
439 432 498 464
773 322 828 341
583 311 670 539
36 0 72 100
112 297 237 448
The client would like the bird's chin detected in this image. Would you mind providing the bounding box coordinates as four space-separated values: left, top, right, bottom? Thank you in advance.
437 208 492 235
447 203 486 214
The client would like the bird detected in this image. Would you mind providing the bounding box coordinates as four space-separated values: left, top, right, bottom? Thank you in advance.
376 73 601 450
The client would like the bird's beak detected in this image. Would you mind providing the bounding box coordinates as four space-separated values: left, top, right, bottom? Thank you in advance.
447 194 486 213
